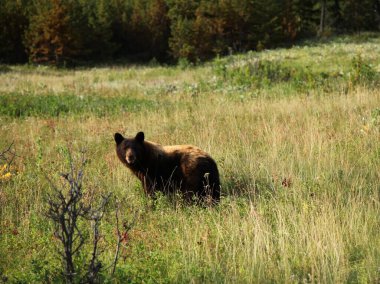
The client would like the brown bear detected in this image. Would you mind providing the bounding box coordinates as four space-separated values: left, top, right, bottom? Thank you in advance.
114 132 220 203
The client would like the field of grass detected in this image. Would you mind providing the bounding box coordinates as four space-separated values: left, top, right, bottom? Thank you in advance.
1 34 379 283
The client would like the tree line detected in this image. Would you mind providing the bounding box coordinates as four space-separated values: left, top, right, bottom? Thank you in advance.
1 0 379 65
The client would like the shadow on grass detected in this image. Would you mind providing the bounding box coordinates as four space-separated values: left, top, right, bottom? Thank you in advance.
221 173 277 201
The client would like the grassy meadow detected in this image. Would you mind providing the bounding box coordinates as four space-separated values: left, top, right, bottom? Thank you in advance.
0 34 380 283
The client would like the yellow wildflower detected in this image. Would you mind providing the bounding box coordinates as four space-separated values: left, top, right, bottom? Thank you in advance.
0 164 7 175
0 172 12 181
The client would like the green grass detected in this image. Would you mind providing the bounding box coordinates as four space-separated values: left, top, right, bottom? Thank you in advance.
0 34 379 283
0 93 155 118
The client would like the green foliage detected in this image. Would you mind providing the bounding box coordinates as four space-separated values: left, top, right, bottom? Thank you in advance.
167 0 199 61
212 46 380 93
213 57 293 87
123 0 170 61
167 0 287 62
0 93 154 118
147 0 170 60
349 54 379 86
342 0 380 31
72 0 117 61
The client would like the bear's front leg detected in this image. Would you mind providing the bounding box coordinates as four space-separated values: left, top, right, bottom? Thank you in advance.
140 175 158 198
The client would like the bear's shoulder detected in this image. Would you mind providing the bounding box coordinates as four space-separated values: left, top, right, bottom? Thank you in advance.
163 145 211 162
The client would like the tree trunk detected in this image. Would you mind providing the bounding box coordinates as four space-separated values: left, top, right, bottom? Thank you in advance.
319 0 327 35
332 0 342 29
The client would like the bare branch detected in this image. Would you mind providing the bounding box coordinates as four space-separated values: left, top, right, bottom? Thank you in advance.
106 199 139 275
0 142 16 172
45 149 135 283
111 201 122 276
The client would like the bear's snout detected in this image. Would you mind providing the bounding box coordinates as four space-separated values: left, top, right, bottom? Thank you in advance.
125 149 136 164
126 155 136 164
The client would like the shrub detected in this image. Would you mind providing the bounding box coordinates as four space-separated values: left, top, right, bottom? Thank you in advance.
349 54 379 86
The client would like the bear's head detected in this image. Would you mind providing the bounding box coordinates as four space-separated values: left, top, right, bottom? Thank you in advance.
114 132 145 169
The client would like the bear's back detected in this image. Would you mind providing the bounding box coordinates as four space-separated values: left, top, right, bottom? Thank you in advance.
163 145 210 158
162 144 218 186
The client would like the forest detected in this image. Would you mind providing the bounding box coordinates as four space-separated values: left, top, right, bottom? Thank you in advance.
1 0 380 65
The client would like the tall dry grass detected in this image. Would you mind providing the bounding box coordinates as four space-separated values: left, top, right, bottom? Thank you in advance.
1 86 379 282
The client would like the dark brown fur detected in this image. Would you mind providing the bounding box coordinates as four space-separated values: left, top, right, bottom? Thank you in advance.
114 132 220 203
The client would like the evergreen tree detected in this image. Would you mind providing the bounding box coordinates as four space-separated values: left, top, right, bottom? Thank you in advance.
73 0 117 61
167 0 199 61
217 0 258 52
128 0 150 58
147 0 170 60
25 0 80 65
1 0 379 64
0 0 29 63
342 0 380 31
192 1 225 60
108 0 132 58
331 0 343 30
280 0 307 40
295 0 318 37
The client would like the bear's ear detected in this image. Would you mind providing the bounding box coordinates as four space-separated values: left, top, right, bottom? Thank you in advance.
114 133 124 145
135 131 144 144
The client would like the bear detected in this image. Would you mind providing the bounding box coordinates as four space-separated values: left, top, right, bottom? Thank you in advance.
114 131 220 204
